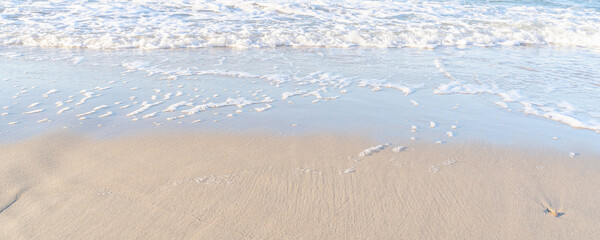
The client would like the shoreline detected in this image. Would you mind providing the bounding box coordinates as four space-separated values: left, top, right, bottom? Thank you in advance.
1 131 599 239
2 46 599 157
2 1 600 239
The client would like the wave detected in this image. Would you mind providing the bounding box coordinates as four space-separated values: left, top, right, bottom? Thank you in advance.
1 0 599 49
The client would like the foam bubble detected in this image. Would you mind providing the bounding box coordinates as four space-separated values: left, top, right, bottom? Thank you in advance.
3 1 599 50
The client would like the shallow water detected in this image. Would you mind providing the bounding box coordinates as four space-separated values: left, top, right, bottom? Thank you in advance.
1 0 599 153
1 46 598 155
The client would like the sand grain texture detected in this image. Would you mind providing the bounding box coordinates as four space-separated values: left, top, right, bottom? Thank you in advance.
0 132 599 239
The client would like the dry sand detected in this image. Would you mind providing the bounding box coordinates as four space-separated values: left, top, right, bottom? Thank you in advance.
0 132 599 239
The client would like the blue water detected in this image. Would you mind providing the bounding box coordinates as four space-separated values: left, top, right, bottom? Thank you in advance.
0 0 599 154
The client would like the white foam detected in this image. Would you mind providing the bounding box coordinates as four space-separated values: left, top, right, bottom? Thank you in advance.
181 97 273 115
359 144 389 157
254 104 272 112
57 107 70 114
282 90 307 100
392 146 406 152
23 109 44 114
127 101 163 117
71 57 83 64
434 81 497 96
358 80 416 96
163 101 193 112
494 101 508 109
76 105 108 117
569 152 578 158
94 86 111 91
433 60 600 133
75 91 95 105
142 112 158 119
436 81 600 132
98 111 113 118
522 105 600 132
434 59 455 80
4 1 600 50
303 89 339 100
27 102 39 108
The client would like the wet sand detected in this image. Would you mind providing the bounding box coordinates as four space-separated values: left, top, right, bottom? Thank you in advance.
0 132 599 239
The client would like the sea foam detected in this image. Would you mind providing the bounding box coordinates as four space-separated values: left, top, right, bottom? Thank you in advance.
2 0 599 50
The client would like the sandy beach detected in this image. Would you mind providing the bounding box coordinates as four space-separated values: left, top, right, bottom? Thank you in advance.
1 131 598 239
2 1 600 239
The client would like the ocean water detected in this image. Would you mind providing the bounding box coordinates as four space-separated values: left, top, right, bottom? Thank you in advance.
1 0 600 49
0 0 599 152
